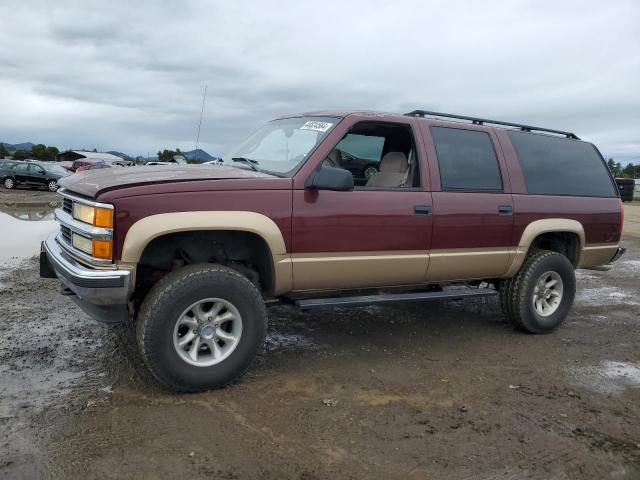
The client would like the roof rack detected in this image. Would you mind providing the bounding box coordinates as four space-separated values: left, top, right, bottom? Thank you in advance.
404 110 579 139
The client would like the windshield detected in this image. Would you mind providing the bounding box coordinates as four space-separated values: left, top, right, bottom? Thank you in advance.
224 116 338 176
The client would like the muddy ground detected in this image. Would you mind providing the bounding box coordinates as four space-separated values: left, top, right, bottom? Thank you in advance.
1 192 639 479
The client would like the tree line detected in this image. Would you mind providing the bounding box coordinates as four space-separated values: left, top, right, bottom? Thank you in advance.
0 143 60 161
607 158 639 179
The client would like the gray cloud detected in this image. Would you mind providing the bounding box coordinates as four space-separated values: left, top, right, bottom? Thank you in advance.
0 0 638 160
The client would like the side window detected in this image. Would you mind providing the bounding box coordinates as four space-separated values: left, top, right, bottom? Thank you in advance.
325 122 420 188
15 163 29 173
508 131 617 197
431 127 502 191
30 164 45 174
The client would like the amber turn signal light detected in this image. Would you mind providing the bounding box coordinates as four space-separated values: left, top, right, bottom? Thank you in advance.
94 207 114 228
92 239 113 259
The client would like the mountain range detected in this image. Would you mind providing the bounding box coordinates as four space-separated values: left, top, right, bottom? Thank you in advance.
1 141 35 150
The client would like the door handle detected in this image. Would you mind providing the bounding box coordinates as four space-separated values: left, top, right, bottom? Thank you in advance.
414 205 432 215
498 205 513 215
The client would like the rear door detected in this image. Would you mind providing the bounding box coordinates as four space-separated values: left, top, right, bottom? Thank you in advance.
291 116 433 291
13 163 30 186
418 123 514 281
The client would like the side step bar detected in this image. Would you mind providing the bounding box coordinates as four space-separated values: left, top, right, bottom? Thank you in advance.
295 288 497 310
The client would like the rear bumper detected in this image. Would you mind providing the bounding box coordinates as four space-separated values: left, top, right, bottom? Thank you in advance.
40 233 131 324
609 245 626 264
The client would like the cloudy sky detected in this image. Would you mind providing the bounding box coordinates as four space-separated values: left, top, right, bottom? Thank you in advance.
0 0 638 161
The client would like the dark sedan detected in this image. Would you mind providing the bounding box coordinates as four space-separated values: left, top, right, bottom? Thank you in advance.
3 161 71 191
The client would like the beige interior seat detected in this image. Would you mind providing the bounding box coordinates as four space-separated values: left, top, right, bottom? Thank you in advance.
365 152 408 187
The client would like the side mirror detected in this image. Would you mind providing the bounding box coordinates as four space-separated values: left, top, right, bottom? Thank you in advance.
306 166 354 192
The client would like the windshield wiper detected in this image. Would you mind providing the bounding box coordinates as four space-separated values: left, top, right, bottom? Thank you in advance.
231 157 260 172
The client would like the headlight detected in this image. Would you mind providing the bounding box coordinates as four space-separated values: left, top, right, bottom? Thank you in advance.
72 203 113 228
71 233 113 260
72 233 93 254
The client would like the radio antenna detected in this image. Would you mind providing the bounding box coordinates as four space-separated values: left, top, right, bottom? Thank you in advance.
194 84 208 163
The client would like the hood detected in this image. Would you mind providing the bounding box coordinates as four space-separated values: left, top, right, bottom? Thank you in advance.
58 164 273 198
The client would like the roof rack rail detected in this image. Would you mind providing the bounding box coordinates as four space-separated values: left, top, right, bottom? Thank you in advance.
404 110 579 139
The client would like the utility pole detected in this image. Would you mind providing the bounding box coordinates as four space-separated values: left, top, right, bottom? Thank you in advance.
194 84 208 163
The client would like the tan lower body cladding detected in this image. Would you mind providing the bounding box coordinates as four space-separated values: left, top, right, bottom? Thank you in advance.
290 247 511 291
578 243 619 268
290 243 618 292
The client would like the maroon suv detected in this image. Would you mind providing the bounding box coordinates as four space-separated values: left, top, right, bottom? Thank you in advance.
40 110 625 392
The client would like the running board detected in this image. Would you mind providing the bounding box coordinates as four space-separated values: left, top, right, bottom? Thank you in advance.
295 288 497 310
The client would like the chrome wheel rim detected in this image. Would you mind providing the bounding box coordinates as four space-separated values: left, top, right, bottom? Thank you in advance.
48 181 57 191
532 271 563 317
173 298 243 367
4 178 13 188
363 166 378 179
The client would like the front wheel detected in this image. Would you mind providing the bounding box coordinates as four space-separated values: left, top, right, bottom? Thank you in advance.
136 263 267 392
499 249 576 334
4 177 15 189
47 180 58 192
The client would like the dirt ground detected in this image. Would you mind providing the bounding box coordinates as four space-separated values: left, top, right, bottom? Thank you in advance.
1 194 639 479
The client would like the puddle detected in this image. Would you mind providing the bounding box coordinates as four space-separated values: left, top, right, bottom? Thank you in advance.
571 361 640 395
0 202 60 267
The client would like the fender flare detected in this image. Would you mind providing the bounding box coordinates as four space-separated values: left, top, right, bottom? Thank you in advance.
503 218 585 277
120 211 292 294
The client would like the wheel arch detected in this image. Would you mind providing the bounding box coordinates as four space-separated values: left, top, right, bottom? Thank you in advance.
121 211 292 295
504 218 585 277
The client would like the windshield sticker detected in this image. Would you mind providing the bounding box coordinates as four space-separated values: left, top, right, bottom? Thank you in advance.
300 121 333 132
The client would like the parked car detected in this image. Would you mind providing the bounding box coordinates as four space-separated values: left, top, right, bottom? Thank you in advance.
3 160 70 191
76 160 117 172
69 158 131 172
41 110 624 392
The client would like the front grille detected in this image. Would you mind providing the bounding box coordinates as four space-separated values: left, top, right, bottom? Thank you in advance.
60 225 72 244
62 198 73 214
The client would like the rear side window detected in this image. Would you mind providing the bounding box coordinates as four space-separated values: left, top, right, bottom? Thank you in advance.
431 127 502 191
508 131 617 197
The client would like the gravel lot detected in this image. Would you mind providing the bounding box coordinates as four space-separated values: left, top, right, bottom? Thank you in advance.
1 190 639 479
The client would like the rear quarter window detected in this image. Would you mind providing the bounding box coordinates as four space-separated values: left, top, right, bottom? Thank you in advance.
508 131 617 197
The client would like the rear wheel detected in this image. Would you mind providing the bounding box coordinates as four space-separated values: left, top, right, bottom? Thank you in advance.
363 164 378 180
500 249 576 334
136 263 267 392
4 177 15 189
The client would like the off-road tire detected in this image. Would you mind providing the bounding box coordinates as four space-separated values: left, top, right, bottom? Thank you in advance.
136 263 267 392
4 177 15 189
500 249 576 334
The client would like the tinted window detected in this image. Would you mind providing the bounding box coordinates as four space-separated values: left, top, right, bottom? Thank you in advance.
508 131 617 197
30 164 45 173
336 134 385 161
15 163 29 172
431 127 502 191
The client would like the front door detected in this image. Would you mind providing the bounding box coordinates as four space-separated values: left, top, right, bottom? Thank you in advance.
419 123 515 281
29 164 47 188
291 118 433 291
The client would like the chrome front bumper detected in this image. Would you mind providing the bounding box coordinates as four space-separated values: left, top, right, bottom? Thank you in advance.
40 232 132 324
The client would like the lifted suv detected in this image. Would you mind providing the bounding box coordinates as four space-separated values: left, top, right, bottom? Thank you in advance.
40 110 625 392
